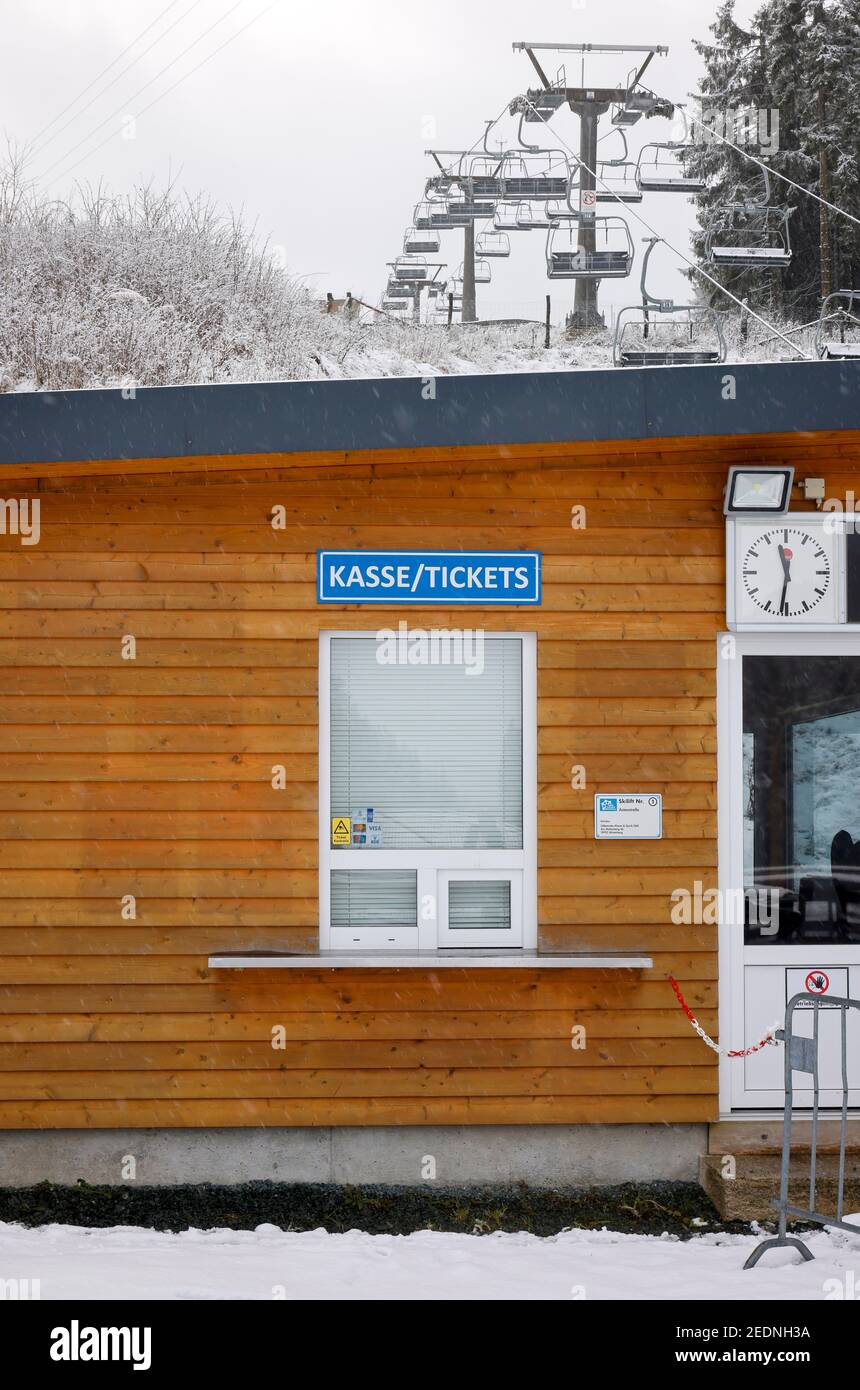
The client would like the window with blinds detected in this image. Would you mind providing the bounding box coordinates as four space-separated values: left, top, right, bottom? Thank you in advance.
330 871 417 930
330 636 523 851
448 880 512 933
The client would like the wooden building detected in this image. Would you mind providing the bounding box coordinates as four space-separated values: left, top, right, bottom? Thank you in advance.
0 360 858 1185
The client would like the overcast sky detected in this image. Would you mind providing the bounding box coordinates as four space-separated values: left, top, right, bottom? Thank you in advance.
2 0 763 321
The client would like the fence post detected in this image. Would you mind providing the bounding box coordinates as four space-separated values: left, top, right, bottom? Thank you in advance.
545 295 551 350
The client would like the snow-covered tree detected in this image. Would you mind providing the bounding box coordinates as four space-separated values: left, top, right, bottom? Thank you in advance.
690 0 860 317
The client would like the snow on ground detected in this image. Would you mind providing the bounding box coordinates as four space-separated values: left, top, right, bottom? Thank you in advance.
2 1219 860 1300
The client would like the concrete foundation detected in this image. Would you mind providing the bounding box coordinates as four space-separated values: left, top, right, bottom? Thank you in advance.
0 1124 706 1188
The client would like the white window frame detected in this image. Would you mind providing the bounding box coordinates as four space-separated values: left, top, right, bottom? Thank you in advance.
437 869 524 948
318 630 537 951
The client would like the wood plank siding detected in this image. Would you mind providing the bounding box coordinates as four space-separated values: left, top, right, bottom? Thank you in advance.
0 429 857 1129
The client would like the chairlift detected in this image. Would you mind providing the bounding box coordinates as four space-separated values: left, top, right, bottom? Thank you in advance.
611 105 642 128
413 200 437 231
546 214 634 280
816 290 860 360
476 230 511 258
613 237 727 367
611 73 671 129
501 150 570 200
704 166 793 269
596 163 643 203
393 254 429 282
517 200 561 231
460 153 505 200
455 259 492 285
575 130 643 204
512 88 567 125
434 197 496 227
636 107 705 194
494 200 533 232
404 226 441 255
385 281 414 300
637 146 705 194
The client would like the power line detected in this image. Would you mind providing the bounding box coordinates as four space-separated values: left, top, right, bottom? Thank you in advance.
34 0 248 183
42 1 282 191
30 0 208 163
28 0 185 149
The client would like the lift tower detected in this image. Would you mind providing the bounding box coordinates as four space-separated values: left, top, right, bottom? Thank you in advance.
512 42 673 329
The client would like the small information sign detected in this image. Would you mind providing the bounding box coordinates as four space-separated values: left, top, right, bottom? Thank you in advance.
594 794 663 840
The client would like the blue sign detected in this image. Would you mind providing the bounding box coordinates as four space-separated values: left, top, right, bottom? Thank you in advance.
317 551 542 605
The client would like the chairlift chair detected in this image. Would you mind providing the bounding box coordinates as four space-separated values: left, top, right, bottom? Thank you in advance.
595 164 643 203
546 215 634 280
816 291 860 360
577 130 643 204
611 105 642 128
394 255 429 283
476 230 511 258
635 107 704 194
501 150 570 201
517 200 561 231
437 198 497 227
460 153 505 201
613 236 727 367
704 165 793 270
636 146 705 194
404 226 441 255
413 201 436 231
494 200 533 232
455 260 492 285
512 88 567 124
385 279 414 300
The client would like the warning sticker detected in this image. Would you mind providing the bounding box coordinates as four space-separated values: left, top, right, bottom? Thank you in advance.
331 817 351 847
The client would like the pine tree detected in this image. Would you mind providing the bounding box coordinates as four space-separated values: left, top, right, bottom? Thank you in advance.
688 2 775 312
690 0 860 320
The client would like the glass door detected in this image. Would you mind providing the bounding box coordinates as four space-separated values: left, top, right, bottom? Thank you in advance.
721 637 860 1109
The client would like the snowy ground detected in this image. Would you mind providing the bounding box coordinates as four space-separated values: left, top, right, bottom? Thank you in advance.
3 1219 859 1300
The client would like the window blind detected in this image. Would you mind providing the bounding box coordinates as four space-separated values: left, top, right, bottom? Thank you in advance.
330 871 418 928
330 637 523 850
448 880 512 932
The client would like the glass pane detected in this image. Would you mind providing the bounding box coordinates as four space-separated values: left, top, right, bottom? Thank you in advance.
330 871 417 929
743 655 860 944
330 637 523 850
448 880 512 932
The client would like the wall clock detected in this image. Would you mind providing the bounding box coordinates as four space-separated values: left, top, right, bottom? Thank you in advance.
727 516 842 627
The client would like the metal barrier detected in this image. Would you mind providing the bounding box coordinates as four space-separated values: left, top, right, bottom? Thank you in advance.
746 991 860 1268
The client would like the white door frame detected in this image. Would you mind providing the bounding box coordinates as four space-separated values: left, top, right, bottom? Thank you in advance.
718 632 860 1113
318 630 537 951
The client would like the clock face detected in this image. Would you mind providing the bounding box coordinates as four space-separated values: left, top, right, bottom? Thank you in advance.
737 523 837 622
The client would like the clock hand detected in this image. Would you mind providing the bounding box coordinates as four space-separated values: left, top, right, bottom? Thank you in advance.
778 544 791 579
